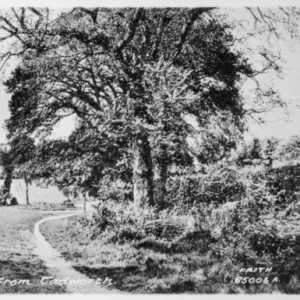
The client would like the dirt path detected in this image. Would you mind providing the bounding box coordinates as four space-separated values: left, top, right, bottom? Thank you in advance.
33 209 114 293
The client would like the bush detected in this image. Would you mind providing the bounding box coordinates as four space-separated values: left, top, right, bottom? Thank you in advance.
10 197 18 205
165 163 246 207
82 201 158 243
201 169 300 293
97 176 133 203
83 199 213 253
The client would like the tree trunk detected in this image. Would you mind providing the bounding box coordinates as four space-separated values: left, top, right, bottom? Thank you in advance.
155 144 168 208
3 166 13 195
132 132 154 208
24 172 29 205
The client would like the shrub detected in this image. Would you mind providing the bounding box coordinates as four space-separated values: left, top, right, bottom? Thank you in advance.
84 199 213 254
201 170 300 293
165 163 246 207
97 177 133 203
83 201 159 243
10 197 18 205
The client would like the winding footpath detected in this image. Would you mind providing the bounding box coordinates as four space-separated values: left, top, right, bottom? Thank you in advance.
33 208 113 294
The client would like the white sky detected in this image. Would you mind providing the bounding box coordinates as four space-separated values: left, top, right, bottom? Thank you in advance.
1 3 300 143
244 48 300 142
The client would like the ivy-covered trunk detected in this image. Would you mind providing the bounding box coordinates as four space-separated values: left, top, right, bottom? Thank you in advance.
132 132 154 208
155 144 168 208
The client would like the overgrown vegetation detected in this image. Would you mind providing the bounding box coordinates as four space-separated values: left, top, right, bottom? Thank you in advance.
38 162 300 293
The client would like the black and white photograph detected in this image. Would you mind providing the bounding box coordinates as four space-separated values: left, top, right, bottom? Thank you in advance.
1 0 300 294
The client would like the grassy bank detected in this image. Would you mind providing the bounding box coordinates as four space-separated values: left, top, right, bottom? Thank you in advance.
40 214 243 293
0 207 66 293
39 205 300 294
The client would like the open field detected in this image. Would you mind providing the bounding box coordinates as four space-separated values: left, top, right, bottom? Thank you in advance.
0 179 66 205
0 207 66 293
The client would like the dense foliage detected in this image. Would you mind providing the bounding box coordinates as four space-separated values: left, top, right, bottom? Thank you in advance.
78 164 300 293
1 7 286 208
165 164 246 207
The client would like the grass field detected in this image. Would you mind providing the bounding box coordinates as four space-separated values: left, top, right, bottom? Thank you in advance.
0 207 66 293
0 179 66 205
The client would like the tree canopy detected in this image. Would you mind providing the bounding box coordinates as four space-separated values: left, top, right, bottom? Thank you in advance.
1 7 299 207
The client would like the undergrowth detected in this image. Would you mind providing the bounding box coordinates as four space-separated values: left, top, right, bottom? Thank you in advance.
67 163 300 293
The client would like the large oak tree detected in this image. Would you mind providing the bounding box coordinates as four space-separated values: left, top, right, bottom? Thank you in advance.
1 7 296 208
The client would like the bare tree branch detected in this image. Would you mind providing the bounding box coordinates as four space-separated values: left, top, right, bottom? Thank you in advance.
246 7 261 28
28 7 44 29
